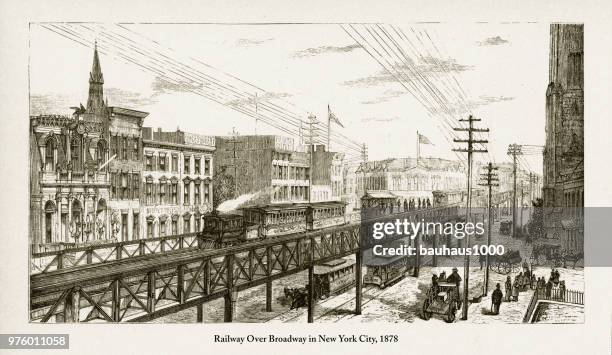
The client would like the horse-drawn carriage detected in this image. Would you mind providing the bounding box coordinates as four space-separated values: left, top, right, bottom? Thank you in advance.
422 282 463 323
490 249 522 274
532 239 583 268
282 257 356 309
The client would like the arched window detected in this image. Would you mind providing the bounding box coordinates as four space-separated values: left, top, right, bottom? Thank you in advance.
97 140 107 167
71 138 81 170
45 138 56 171
44 200 56 243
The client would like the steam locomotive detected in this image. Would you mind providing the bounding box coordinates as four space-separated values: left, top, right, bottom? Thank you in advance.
200 201 348 248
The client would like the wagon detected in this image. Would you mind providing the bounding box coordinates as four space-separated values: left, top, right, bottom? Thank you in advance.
422 282 462 323
491 249 522 274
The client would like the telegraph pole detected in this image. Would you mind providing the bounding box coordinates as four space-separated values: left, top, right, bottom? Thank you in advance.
478 162 498 296
306 114 319 203
453 115 489 320
361 143 368 196
507 144 522 238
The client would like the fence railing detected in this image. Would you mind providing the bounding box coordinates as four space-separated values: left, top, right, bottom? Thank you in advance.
523 288 584 322
30 232 201 275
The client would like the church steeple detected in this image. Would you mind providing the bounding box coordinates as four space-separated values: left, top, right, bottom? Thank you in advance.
86 42 105 114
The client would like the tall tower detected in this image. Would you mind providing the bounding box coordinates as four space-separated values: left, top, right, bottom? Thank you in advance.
86 42 105 114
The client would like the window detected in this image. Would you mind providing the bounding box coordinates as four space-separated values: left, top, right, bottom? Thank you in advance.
132 173 140 199
160 182 167 203
183 181 190 205
159 154 166 171
110 172 116 199
147 221 153 238
133 139 139 160
194 217 200 233
160 221 167 236
194 157 201 174
204 158 210 175
122 137 128 160
194 182 201 205
121 213 128 241
145 155 152 170
172 219 178 235
183 216 191 233
97 140 106 167
172 155 178 172
133 212 139 240
184 156 190 174
171 182 178 204
45 139 55 171
111 135 117 158
204 182 210 203
146 182 153 205
70 138 80 170
121 173 128 199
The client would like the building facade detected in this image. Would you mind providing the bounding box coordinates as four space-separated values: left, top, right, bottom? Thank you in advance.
29 46 216 250
542 24 584 252
214 135 342 207
141 128 215 239
345 157 467 208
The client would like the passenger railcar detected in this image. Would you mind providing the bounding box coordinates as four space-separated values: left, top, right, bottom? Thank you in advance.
313 257 356 299
432 189 466 207
363 238 413 288
242 203 309 238
307 201 347 230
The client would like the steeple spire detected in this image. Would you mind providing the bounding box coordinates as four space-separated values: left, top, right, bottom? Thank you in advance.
86 41 105 114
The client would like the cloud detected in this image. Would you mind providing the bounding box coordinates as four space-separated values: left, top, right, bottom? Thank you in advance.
30 94 75 115
30 87 158 115
431 95 515 115
105 87 157 108
361 89 406 104
225 91 293 107
293 44 361 58
235 38 273 47
478 36 509 46
151 76 206 96
476 95 514 104
361 116 401 123
341 56 473 88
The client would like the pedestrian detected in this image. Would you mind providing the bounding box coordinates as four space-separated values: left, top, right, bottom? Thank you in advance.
447 267 462 288
512 281 520 301
530 273 536 290
545 280 552 298
559 281 566 301
505 276 512 302
491 283 503 315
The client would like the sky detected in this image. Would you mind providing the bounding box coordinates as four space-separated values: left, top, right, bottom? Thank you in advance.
29 23 548 173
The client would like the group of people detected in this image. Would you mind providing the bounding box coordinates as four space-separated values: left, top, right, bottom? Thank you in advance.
490 266 565 315
430 267 462 295
535 268 566 299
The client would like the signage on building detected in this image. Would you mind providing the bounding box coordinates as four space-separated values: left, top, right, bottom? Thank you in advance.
184 133 215 148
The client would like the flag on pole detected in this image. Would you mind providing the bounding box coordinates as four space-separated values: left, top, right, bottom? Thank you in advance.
418 133 433 145
328 105 344 128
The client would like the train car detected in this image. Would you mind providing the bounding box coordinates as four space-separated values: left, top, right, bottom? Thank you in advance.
241 203 309 238
363 237 413 288
432 189 466 207
201 211 259 248
313 257 356 299
307 201 348 230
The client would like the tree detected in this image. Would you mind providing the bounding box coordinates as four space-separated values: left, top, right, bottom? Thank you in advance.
212 166 235 210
